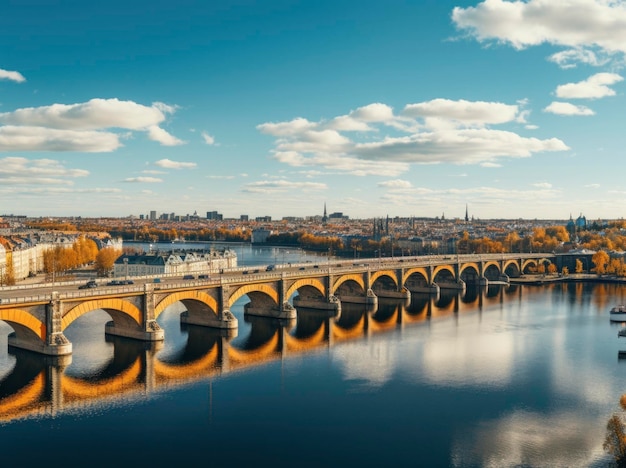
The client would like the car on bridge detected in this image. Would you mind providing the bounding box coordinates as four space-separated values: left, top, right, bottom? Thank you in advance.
183 274 195 280
78 280 97 289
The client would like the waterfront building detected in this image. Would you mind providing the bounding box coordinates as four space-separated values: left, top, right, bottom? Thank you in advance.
251 228 272 244
113 248 237 278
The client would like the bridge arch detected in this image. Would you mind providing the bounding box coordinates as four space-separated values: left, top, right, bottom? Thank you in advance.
155 291 219 319
370 270 398 288
62 299 142 331
521 259 538 274
0 308 46 341
402 267 429 284
503 259 521 277
228 283 279 309
432 265 457 283
285 278 327 300
331 274 366 295
458 262 479 276
482 261 502 281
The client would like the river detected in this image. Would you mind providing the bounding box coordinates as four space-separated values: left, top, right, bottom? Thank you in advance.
1 245 625 466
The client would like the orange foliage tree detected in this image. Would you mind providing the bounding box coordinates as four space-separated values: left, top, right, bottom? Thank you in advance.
95 247 122 276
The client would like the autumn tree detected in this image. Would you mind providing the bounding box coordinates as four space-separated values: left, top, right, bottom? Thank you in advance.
95 248 122 276
575 259 584 273
592 250 610 275
547 263 557 274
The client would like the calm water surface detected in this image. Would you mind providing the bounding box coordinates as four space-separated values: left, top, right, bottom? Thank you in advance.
2 248 626 467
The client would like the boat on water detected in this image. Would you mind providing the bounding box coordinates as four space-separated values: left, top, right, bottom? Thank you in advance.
610 305 626 322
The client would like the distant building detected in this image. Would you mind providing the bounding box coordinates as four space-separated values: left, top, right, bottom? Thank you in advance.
113 248 237 278
251 228 272 244
255 216 271 222
240 215 249 221
206 211 223 220
149 211 157 220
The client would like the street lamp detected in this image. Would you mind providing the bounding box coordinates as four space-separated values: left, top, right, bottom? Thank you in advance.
124 257 129 280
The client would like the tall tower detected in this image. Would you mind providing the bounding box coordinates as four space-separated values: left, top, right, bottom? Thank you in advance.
465 204 469 223
322 202 328 224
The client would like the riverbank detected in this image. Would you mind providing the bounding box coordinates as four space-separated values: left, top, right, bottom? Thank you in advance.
510 273 626 285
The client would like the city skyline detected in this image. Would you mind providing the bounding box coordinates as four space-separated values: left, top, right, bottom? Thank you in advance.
2 1 626 220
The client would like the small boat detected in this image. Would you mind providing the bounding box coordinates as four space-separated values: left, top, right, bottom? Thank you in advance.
610 305 626 322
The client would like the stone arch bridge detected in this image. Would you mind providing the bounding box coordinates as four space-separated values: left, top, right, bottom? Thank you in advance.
0 253 553 356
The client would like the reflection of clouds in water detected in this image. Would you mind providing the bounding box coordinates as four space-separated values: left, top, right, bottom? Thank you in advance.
550 327 615 407
451 410 607 467
331 339 397 391
63 309 113 377
421 327 513 388
0 321 16 378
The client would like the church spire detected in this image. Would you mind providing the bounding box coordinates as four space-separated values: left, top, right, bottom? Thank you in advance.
322 202 328 224
465 204 469 223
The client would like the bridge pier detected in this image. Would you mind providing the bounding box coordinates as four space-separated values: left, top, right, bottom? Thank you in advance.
8 292 72 356
244 302 297 320
105 320 164 341
337 288 378 307
106 285 165 341
293 294 341 313
180 309 238 329
375 287 411 300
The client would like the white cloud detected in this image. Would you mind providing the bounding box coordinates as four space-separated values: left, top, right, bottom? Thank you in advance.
533 182 553 189
403 98 520 127
584 183 600 188
154 158 196 169
481 162 502 168
242 180 327 193
548 48 608 68
147 126 185 146
0 125 121 152
260 100 568 176
0 157 89 186
123 177 163 183
0 98 184 151
556 72 623 99
378 179 413 189
353 129 568 164
257 117 317 136
272 150 409 177
0 98 166 130
452 0 626 67
201 131 215 145
349 102 395 122
543 101 595 116
0 68 26 83
207 175 235 179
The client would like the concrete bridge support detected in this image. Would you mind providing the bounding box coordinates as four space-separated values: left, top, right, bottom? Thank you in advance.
244 301 297 320
376 287 411 301
105 285 164 342
338 288 378 307
8 292 72 356
183 285 238 329
293 294 341 313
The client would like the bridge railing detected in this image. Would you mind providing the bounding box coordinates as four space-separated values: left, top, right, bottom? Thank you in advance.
0 253 556 303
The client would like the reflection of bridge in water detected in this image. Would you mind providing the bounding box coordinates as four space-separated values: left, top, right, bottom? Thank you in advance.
0 284 530 423
0 254 553 356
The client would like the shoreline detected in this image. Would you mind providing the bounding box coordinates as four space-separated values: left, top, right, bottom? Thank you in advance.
509 274 626 285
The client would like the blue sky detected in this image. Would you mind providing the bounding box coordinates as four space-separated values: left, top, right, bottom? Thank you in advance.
2 0 626 220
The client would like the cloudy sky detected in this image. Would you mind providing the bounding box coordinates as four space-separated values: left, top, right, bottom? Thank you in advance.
2 0 626 220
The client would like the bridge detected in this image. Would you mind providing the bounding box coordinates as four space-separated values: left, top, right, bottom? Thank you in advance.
0 253 554 356
0 283 530 424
